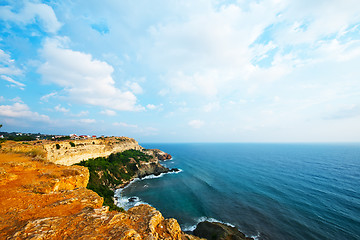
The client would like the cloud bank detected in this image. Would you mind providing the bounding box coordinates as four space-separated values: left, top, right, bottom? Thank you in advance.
38 38 143 111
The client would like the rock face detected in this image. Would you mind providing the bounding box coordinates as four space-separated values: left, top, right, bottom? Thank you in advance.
0 152 201 240
0 138 171 167
136 161 169 178
193 221 254 240
43 137 143 165
135 162 179 180
144 149 172 161
11 205 186 240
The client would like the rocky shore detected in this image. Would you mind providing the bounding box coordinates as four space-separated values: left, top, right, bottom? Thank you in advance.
0 138 254 240
132 149 179 180
0 152 202 239
193 221 254 240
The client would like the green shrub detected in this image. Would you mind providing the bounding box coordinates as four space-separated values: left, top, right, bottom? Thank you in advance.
69 142 75 147
7 135 35 141
56 144 60 149
75 149 151 211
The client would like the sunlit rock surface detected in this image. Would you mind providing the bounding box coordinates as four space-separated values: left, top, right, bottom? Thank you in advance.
0 152 202 239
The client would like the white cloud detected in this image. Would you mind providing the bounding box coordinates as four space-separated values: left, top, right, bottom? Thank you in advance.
10 97 23 103
54 104 69 113
203 101 220 112
112 121 158 135
0 1 61 33
272 1 360 46
113 122 138 128
165 71 220 97
146 104 156 110
188 119 204 128
79 119 96 124
313 39 360 63
146 1 283 97
325 104 360 120
1 75 25 90
145 0 360 101
100 109 116 116
0 49 22 76
40 92 57 102
146 104 163 110
71 110 89 117
38 37 143 111
261 109 274 115
125 81 143 94
0 102 49 122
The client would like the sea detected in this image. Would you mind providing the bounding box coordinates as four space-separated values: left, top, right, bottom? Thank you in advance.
115 143 360 240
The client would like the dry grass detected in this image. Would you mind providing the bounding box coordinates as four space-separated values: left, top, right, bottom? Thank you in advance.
0 141 47 161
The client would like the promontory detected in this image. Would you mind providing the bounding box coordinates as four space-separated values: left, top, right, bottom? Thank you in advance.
0 137 201 239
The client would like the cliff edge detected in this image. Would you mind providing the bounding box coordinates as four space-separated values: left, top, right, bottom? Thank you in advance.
0 137 143 166
0 152 202 240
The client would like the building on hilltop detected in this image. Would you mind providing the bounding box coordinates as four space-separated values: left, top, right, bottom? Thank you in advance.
70 134 79 140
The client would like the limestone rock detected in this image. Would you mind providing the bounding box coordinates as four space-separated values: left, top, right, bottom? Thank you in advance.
43 137 143 165
0 152 200 240
136 162 169 179
144 149 172 161
8 204 196 240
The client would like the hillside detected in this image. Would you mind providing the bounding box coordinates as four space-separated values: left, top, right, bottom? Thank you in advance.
75 149 178 211
0 149 201 239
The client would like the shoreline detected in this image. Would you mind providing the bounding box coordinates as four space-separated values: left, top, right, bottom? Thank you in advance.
113 157 255 240
114 159 181 210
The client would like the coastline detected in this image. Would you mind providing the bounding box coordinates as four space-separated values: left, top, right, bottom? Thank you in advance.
114 157 181 210
114 153 255 240
0 139 256 240
0 150 202 239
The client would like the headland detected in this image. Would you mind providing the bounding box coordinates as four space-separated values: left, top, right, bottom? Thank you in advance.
0 137 252 240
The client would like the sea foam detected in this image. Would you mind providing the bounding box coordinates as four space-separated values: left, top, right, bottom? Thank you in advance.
114 169 183 210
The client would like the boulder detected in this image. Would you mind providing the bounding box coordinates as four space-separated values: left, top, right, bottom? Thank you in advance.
193 221 254 240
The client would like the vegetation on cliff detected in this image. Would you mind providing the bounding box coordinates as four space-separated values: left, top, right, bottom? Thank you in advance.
75 149 152 211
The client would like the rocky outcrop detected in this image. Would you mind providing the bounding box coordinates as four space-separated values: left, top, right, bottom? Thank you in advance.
144 149 172 161
193 221 254 240
0 138 172 167
43 137 143 166
135 162 179 179
0 152 201 240
11 205 191 240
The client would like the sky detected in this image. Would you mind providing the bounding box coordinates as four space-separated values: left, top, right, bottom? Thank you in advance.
0 0 360 143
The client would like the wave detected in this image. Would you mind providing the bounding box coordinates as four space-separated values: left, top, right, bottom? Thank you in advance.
181 217 260 240
114 169 183 210
182 216 235 232
141 169 183 180
115 193 152 210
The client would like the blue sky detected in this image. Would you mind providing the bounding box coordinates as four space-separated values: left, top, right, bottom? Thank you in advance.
0 0 360 142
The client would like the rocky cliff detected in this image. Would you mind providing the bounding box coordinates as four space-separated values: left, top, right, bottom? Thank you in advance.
43 137 143 165
0 138 171 167
144 148 173 161
0 152 202 240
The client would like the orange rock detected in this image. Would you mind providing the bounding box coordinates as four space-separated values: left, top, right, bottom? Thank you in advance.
0 152 202 240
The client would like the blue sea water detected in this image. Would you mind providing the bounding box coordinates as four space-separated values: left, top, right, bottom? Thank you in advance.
115 143 360 240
